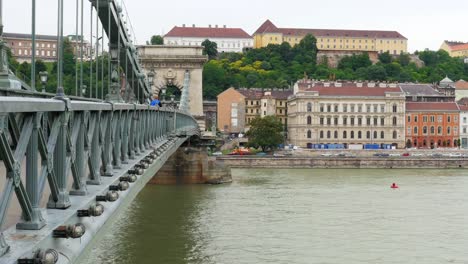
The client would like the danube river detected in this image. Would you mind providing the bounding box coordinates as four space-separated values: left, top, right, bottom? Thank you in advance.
78 169 468 264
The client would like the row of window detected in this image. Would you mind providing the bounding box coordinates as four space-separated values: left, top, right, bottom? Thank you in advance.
310 116 398 126
12 49 56 57
306 102 398 114
307 130 398 140
406 126 458 136
12 42 56 48
407 115 458 123
167 41 252 48
248 100 286 106
319 39 404 44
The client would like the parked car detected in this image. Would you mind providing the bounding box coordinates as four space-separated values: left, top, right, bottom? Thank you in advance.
401 153 411 157
448 153 462 158
256 152 267 156
412 153 424 157
212 151 223 156
389 153 400 157
431 153 443 157
273 153 285 157
321 153 333 157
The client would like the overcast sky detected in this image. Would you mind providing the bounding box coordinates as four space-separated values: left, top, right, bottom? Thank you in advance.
3 0 468 52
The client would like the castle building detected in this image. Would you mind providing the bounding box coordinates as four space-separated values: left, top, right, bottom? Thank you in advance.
253 20 407 55
164 24 252 53
440 41 468 58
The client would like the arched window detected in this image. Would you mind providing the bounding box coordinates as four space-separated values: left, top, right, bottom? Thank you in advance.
307 116 312 125
392 117 397 126
343 131 347 139
307 102 312 112
447 140 451 147
358 131 362 139
447 126 451 134
320 131 324 138
351 131 355 139
334 131 338 139
366 131 371 139
373 131 378 139
430 126 435 134
393 131 397 139
392 104 397 113
423 126 427 134
381 131 385 139
414 127 418 134
327 131 331 139
437 126 442 134
307 130 312 139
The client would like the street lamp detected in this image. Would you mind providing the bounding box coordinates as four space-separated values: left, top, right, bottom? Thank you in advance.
170 94 176 132
161 86 167 104
39 71 48 93
81 84 87 96
147 71 154 87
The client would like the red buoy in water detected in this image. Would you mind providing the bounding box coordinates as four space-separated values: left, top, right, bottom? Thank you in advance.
391 183 399 189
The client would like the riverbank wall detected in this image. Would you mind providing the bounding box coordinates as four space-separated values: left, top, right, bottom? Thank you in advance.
216 157 468 169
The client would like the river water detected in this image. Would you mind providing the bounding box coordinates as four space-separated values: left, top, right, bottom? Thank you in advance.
78 169 468 264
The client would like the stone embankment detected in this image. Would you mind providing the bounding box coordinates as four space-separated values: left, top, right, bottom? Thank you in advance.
216 156 468 169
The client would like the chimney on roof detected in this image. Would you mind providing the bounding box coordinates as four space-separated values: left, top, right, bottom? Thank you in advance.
223 25 226 28
215 25 218 28
182 24 186 27
209 24 211 28
192 24 195 27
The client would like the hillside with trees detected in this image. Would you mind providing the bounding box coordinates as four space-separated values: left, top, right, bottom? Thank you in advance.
202 34 468 99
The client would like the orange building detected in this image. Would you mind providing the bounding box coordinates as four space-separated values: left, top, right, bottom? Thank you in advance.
405 102 460 148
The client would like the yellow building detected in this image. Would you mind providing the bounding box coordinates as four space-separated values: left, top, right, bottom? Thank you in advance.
440 41 468 57
253 20 408 55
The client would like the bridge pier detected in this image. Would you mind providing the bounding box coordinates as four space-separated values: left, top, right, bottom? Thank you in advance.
150 142 231 185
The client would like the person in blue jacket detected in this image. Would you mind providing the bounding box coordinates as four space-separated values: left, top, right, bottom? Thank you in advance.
150 96 162 107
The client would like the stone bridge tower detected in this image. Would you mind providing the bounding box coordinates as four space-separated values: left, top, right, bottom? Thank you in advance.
138 45 208 129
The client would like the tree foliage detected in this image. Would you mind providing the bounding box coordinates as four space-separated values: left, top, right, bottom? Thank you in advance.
246 116 284 152
148 35 163 45
202 39 218 60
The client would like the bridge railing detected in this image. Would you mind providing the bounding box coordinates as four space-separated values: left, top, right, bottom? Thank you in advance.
0 96 199 256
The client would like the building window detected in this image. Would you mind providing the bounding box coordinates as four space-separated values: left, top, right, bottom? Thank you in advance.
373 131 377 139
455 116 458 122
430 126 435 134
438 115 443 122
414 116 418 122
320 131 324 138
407 115 411 122
423 116 427 122
358 105 362 112
320 117 324 125
393 131 397 139
320 104 324 112
414 127 418 134
343 104 348 112
18 50 22 55
454 126 458 135
327 105 331 112
307 116 312 125
373 105 378 112
334 105 339 112
264 103 266 107
423 126 427 134
351 131 355 139
327 131 331 139
447 127 451 135
381 118 385 126
343 117 348 125
263 111 266 115
430 116 435 122
334 131 338 139
358 117 362 126
358 131 362 139
351 117 355 126
373 117 378 126
307 130 312 139
392 104 397 113
327 117 331 125
366 131 371 139
366 105 371 112
407 127 411 135
381 131 385 139
380 105 385 113
307 102 312 112
351 105 355 112
392 117 397 126
343 131 347 139
437 126 442 134
448 116 451 123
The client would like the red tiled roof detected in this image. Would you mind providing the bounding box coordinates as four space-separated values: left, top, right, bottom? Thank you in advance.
455 80 468 90
164 26 251 39
254 20 407 39
450 43 468 52
253 19 279 35
458 105 468 111
305 86 402 97
406 102 460 112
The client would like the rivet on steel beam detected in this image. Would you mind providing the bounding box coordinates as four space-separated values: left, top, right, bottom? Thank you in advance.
96 191 119 202
52 223 86 239
77 203 105 217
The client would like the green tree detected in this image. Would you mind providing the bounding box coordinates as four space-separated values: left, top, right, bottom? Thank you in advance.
149 35 164 45
201 39 218 60
246 116 284 152
378 51 392 64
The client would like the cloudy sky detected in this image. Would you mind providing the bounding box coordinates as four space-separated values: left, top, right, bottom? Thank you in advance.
3 0 468 52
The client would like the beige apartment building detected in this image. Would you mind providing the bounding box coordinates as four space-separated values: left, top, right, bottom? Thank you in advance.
217 87 292 133
288 80 406 148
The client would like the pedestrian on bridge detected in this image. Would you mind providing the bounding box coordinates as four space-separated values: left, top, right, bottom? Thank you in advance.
150 96 162 107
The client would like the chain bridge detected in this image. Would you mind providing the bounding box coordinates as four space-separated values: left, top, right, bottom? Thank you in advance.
0 0 206 263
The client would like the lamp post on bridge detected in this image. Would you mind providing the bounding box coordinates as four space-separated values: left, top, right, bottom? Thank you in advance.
105 45 123 102
39 71 48 93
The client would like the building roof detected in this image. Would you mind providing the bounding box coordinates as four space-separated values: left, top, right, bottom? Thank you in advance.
406 102 460 112
444 40 468 47
455 80 468 90
440 76 454 84
164 26 251 39
399 84 441 96
3 32 57 41
238 88 293 100
458 104 468 111
253 20 407 39
306 86 402 97
450 43 468 52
